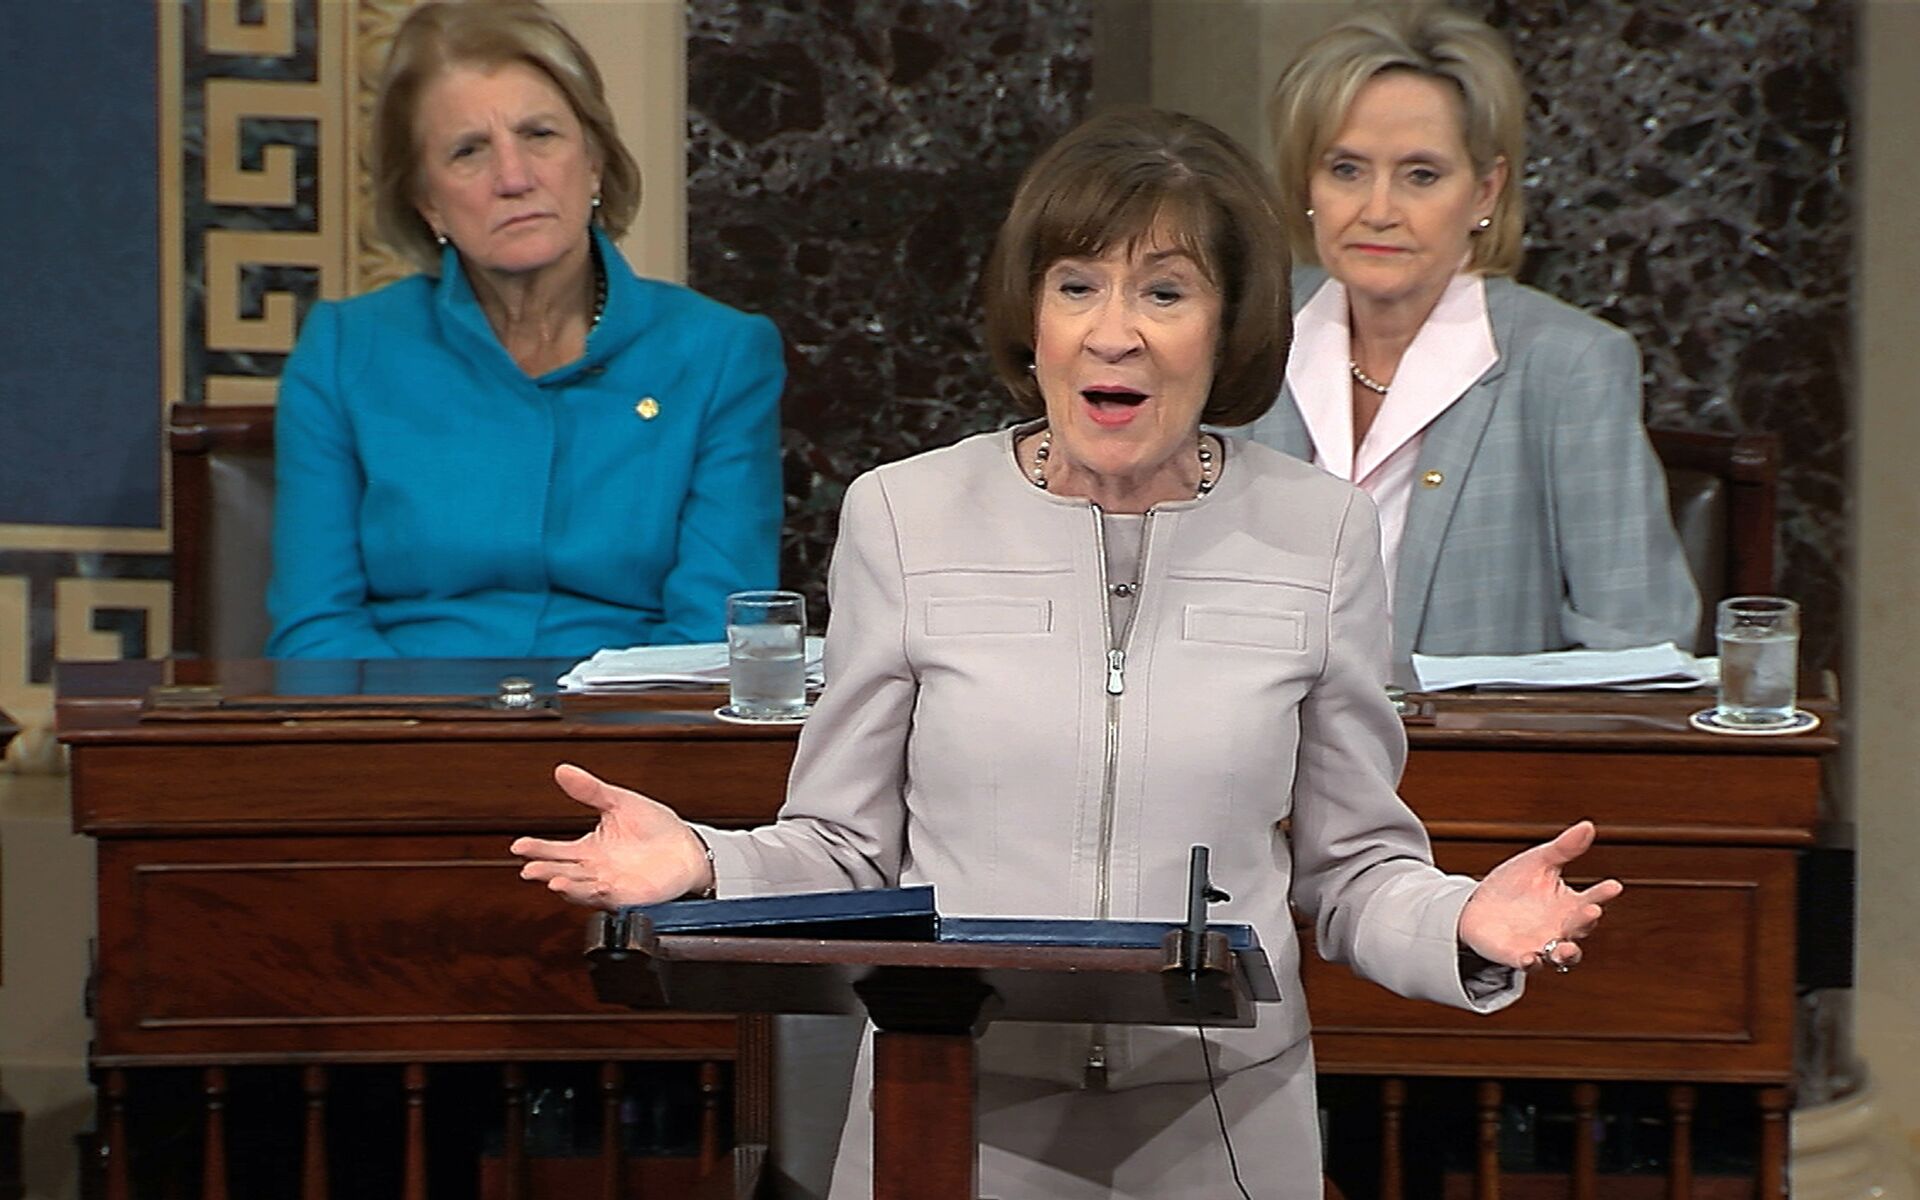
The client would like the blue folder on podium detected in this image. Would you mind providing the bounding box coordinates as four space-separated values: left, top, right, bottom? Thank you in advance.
615 884 1276 1001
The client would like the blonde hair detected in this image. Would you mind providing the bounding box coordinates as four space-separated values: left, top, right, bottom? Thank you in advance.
981 108 1292 427
370 1 641 273
1269 5 1526 275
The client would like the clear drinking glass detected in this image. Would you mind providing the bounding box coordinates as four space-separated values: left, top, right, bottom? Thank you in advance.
725 590 808 718
1715 596 1799 727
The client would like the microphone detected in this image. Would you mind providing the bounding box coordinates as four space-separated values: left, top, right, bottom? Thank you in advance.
1182 844 1232 975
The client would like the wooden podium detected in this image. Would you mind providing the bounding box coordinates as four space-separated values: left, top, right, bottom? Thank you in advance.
586 902 1278 1200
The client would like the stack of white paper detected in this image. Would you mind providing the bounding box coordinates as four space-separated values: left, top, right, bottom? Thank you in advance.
1411 642 1718 692
559 637 827 692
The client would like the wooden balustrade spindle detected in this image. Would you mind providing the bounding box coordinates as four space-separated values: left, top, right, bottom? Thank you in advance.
502 1064 529 1200
1379 1077 1406 1200
1758 1087 1791 1198
1570 1082 1600 1200
600 1061 625 1200
1474 1080 1501 1200
103 1069 131 1200
402 1063 428 1200
201 1066 230 1200
698 1060 724 1174
301 1065 329 1200
1665 1084 1696 1200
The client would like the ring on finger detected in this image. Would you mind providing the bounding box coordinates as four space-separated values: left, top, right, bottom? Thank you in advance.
1539 937 1573 974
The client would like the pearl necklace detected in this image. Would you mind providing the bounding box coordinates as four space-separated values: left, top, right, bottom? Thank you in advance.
1348 360 1390 395
1028 427 1216 498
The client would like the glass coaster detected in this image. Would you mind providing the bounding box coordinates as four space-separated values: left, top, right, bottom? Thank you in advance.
1687 708 1820 737
714 705 811 727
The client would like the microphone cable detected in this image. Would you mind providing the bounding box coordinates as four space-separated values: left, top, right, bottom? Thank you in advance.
1197 1024 1255 1199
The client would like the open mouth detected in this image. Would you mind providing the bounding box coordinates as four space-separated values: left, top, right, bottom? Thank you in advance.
1082 388 1147 427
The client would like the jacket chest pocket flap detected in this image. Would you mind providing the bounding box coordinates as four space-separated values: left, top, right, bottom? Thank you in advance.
1183 605 1305 652
924 596 1053 637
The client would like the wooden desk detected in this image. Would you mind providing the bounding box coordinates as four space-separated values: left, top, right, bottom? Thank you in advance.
59 659 789 1200
58 661 1836 1198
1317 689 1830 1085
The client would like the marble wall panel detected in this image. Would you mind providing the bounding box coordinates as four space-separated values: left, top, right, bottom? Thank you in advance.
686 0 1092 618
691 1 1852 670
1478 0 1854 669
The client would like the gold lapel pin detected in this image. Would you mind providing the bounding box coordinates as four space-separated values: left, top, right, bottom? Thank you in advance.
635 397 660 420
1421 469 1445 488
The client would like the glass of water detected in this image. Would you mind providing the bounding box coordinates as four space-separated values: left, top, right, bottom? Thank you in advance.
1715 596 1799 727
725 590 808 719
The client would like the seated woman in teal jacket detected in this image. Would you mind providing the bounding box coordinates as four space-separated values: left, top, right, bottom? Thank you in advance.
267 1 783 660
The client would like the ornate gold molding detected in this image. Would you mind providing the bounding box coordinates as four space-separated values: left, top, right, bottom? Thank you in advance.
351 0 421 292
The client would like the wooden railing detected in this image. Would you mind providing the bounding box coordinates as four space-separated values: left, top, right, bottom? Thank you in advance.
93 1058 745 1200
1318 1074 1790 1199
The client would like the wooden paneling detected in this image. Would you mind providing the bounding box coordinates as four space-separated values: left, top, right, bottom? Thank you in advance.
1400 751 1820 844
95 833 737 1064
72 736 794 834
1307 845 1798 1082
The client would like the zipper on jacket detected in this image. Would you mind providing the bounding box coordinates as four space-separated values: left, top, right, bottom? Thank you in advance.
1091 505 1152 917
1086 506 1154 1086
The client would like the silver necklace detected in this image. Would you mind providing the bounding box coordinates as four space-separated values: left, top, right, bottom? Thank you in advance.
587 245 608 336
1348 359 1390 395
1028 428 1216 498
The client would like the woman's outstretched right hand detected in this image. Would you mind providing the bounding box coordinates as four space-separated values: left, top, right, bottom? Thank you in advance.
509 763 715 910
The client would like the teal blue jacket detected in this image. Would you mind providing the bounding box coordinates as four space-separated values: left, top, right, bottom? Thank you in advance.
266 231 784 659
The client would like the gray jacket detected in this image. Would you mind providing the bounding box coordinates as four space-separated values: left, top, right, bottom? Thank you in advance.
1248 270 1700 667
706 426 1517 1094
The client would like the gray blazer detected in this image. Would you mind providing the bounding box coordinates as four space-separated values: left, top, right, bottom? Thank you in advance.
1248 270 1700 666
705 428 1520 1196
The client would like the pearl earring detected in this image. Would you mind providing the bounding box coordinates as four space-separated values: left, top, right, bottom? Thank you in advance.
591 194 602 209
1476 216 1491 230
434 231 448 246
1306 208 1316 220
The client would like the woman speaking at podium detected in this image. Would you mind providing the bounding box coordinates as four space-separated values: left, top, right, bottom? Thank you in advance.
514 108 1619 1199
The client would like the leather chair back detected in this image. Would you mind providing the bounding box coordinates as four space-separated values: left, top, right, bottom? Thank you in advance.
166 408 1781 664
1647 427 1780 654
169 405 276 659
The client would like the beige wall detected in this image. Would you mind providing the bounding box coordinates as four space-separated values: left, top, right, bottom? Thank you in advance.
1852 0 1920 1164
1148 0 1357 172
0 771 94 1200
552 0 685 284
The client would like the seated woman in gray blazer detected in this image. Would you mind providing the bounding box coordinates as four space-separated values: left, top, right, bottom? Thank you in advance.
513 109 1621 1199
1249 7 1699 666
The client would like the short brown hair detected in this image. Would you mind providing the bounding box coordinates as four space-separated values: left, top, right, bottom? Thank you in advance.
981 108 1292 428
1270 5 1526 275
370 0 642 273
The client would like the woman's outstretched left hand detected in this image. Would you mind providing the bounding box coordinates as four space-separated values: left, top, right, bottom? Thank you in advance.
1457 820 1623 972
